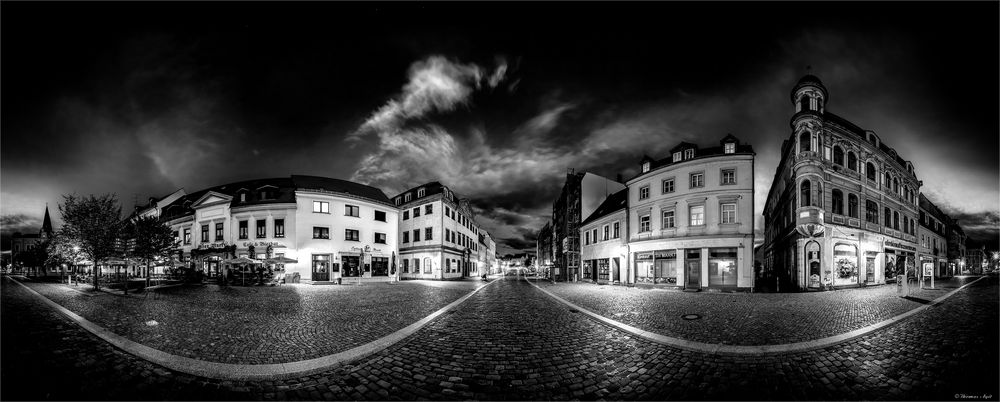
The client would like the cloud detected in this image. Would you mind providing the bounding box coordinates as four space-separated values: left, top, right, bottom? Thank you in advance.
0 214 41 235
348 56 507 143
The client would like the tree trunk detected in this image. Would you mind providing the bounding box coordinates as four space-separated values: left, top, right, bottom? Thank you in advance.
146 260 151 288
93 261 100 290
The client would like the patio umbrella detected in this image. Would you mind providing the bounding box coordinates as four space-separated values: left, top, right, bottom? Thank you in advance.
223 256 258 265
391 252 396 283
262 256 298 264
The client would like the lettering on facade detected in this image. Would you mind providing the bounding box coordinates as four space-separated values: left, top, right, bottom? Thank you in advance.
197 242 232 250
884 240 916 251
241 241 286 248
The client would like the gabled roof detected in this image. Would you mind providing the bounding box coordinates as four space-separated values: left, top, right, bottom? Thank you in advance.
581 188 628 227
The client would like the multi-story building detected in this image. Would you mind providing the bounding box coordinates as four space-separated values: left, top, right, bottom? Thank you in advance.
392 182 486 280
627 134 756 290
159 175 399 283
536 221 554 278
550 170 626 282
918 194 950 278
580 188 628 285
763 75 922 291
946 217 968 274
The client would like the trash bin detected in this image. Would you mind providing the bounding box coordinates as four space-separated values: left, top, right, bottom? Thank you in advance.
337 278 342 285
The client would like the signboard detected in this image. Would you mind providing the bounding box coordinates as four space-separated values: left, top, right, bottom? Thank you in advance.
885 240 916 252
922 262 934 277
241 241 286 248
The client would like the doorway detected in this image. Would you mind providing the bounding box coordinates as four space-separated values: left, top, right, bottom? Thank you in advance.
341 256 360 277
686 249 701 288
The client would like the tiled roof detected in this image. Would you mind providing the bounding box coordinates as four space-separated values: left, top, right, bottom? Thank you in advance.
581 188 628 227
632 135 754 182
291 175 391 204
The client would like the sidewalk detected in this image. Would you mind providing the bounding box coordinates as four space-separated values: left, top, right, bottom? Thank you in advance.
18 279 485 365
529 276 981 346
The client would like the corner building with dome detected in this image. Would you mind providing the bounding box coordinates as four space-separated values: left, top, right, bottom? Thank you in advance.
761 75 921 291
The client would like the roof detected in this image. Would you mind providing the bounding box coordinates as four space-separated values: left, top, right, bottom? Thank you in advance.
631 134 754 182
581 188 628 227
825 111 911 170
791 74 828 102
291 175 391 204
393 181 465 205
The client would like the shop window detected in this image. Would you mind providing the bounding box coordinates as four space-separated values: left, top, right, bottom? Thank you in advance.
834 243 859 286
371 257 388 276
655 250 677 284
709 248 738 287
597 259 610 281
635 252 653 283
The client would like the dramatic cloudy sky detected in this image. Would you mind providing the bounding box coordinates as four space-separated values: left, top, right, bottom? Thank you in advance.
2 2 998 254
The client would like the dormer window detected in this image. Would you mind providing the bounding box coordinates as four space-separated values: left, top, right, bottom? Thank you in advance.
673 152 682 162
404 193 412 202
260 190 270 200
641 162 650 173
395 198 401 206
684 149 695 159
240 193 247 203
724 143 735 154
417 188 425 198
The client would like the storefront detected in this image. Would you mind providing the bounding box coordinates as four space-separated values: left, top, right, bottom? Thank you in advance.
832 242 860 287
635 250 679 286
884 240 916 282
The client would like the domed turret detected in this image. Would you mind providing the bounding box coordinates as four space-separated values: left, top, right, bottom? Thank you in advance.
791 74 828 111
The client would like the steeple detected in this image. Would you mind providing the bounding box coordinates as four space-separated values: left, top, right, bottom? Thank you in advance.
41 204 53 239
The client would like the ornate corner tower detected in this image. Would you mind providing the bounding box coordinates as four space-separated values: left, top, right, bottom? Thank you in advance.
790 75 828 238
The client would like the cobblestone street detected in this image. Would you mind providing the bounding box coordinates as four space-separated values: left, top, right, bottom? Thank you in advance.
2 274 997 400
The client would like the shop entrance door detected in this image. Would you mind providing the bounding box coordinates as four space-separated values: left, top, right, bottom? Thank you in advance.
205 261 220 278
686 250 701 288
342 256 360 277
866 256 876 283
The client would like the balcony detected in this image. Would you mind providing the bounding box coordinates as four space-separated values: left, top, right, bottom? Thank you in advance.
795 206 825 237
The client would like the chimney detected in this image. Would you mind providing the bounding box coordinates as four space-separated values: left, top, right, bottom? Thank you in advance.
616 173 623 183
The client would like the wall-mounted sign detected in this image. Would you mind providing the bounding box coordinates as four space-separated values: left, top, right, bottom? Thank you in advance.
242 241 285 248
197 242 232 250
884 240 916 252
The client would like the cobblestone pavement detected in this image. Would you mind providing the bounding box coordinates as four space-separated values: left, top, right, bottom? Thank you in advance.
530 276 979 345
17 278 482 364
3 275 997 400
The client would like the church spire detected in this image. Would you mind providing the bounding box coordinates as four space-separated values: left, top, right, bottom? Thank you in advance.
41 204 53 238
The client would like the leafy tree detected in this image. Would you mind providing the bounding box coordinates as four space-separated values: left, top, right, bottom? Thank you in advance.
125 215 177 288
47 234 83 281
57 194 123 290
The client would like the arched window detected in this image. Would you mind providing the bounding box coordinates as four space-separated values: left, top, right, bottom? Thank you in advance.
848 194 859 218
799 95 810 112
893 211 900 230
884 207 891 227
903 216 909 234
800 132 811 153
884 172 891 188
866 200 879 223
831 189 844 215
848 152 857 171
806 241 821 280
867 162 877 181
833 146 844 166
801 180 812 207
893 178 899 195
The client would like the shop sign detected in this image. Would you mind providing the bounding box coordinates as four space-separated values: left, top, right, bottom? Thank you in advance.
197 242 232 250
654 250 676 259
636 252 653 260
884 240 916 252
242 241 285 248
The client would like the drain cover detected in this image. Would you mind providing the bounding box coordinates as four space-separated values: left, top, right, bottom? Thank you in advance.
681 314 701 320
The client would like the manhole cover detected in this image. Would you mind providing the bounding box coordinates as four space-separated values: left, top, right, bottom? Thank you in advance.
145 320 159 326
681 314 701 320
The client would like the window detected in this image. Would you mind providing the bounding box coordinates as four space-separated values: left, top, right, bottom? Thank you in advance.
413 229 421 242
684 149 695 159
256 219 266 238
239 220 248 239
417 188 425 198
403 210 409 220
375 232 386 244
690 205 705 226
273 219 284 238
867 162 877 181
673 152 681 162
721 203 736 224
585 231 590 245
345 205 360 217
346 229 360 241
848 194 858 218
848 152 857 171
709 248 738 286
903 216 909 234
799 96 810 112
639 185 649 200
445 229 451 243
259 190 271 200
402 259 409 273
801 180 812 207
403 231 409 243
832 189 844 215
423 258 432 274
724 142 736 154
184 228 191 244
603 225 609 241
885 207 892 226
240 193 247 203
866 200 879 223
800 132 811 153
425 227 433 241
613 222 620 238
893 178 899 195
893 211 900 230
413 207 421 218
662 210 675 228
721 169 736 185
639 214 651 232
374 210 386 222
201 224 209 242
425 204 433 214
662 178 675 194
833 146 844 166
313 227 329 239
313 201 329 213
215 223 224 241
395 198 401 206
642 162 650 173
690 172 704 188
592 228 598 243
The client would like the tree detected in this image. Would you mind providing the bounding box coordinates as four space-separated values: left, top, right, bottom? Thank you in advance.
125 215 177 289
19 241 50 276
47 234 83 282
57 194 123 290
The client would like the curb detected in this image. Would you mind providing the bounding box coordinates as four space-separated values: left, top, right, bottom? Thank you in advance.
526 276 987 355
10 276 499 381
